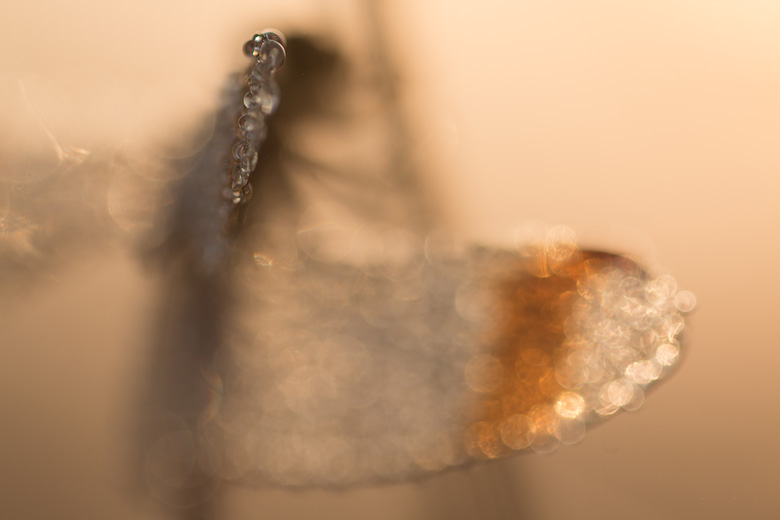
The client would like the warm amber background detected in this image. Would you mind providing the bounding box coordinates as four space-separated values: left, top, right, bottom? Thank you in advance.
1 1 778 519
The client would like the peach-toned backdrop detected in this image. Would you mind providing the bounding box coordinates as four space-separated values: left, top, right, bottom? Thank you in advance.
1 1 777 518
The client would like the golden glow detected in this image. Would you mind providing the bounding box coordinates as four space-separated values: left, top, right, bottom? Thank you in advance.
463 245 690 458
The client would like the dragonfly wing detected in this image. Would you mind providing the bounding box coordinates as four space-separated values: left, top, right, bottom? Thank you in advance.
206 234 691 487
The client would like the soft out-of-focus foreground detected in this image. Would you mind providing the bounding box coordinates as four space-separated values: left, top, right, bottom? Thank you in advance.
1 1 778 519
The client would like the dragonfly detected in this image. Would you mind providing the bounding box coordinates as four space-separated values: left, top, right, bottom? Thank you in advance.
0 20 694 520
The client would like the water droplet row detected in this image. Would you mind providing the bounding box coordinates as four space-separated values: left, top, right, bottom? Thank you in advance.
225 31 286 205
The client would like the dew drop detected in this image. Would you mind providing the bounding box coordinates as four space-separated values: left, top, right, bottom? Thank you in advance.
244 91 262 111
258 38 286 71
243 35 263 58
674 290 697 312
554 392 585 419
625 359 662 385
655 343 680 366
500 415 534 450
248 79 280 116
238 114 259 133
554 417 586 445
